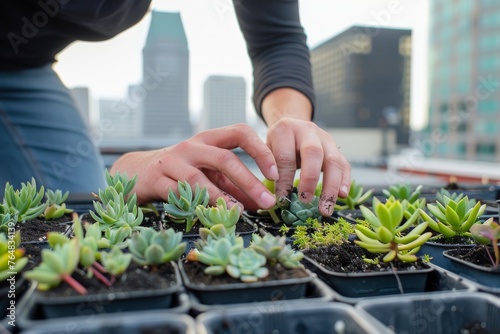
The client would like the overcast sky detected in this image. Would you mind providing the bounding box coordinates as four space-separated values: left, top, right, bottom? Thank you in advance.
54 0 429 129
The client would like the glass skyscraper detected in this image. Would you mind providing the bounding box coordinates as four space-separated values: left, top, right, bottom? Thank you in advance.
426 0 500 161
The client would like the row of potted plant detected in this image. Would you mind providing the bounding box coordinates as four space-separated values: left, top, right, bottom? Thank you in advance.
1 173 499 333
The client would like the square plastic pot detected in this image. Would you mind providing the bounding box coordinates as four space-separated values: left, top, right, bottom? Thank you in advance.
17 262 183 326
356 292 500 334
303 255 434 299
179 261 313 305
417 242 475 271
197 300 385 334
443 249 500 294
21 310 196 334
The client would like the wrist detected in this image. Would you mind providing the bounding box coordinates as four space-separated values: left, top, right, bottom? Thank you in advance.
261 88 313 126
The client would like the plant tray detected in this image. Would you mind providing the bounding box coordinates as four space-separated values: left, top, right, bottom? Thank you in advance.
303 255 434 299
179 261 313 305
444 249 500 289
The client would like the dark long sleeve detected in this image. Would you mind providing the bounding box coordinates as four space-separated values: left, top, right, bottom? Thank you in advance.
233 0 315 120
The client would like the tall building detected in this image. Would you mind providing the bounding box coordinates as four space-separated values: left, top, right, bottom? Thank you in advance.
99 97 141 140
311 26 412 145
425 0 500 162
70 87 90 125
200 75 246 131
142 11 192 139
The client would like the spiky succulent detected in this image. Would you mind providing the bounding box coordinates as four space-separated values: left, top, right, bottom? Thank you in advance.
163 181 209 233
105 170 137 196
195 197 241 234
419 196 487 238
194 224 241 252
100 246 132 276
382 184 422 203
280 192 321 226
23 239 87 294
0 232 28 282
355 197 432 263
0 204 17 236
401 198 426 221
335 180 373 210
128 228 186 266
186 234 244 276
3 178 47 222
226 248 269 283
90 187 143 231
435 188 476 208
250 233 304 268
43 189 74 220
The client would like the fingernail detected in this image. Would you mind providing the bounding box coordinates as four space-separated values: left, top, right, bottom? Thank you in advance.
269 165 279 181
341 185 349 196
327 204 334 216
260 191 276 208
300 191 313 203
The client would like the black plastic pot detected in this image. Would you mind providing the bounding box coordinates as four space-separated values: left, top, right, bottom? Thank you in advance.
444 248 500 293
417 241 475 271
324 263 477 304
303 255 434 299
17 283 190 331
356 292 500 334
197 300 385 334
188 276 335 315
22 310 196 334
17 262 183 325
179 261 313 305
0 275 28 326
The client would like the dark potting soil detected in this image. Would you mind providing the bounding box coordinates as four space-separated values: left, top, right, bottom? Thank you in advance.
429 235 476 245
21 242 45 271
182 260 309 286
16 214 72 243
303 242 428 273
447 246 498 269
42 263 177 299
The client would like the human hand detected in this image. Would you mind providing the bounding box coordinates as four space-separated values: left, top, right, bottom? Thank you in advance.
109 124 279 211
262 88 351 216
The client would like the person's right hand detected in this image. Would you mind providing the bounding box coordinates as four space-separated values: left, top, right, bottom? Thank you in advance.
109 124 279 212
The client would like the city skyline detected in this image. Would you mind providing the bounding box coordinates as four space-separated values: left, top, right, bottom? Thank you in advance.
53 0 429 129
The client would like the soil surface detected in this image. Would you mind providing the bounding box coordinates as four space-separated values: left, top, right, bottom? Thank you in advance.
447 246 498 269
429 235 476 245
21 242 46 271
42 263 178 299
16 214 73 243
182 261 309 286
303 242 428 273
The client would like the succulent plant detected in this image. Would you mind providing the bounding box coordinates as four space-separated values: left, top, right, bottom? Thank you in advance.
100 246 132 276
194 224 243 252
3 178 47 222
470 219 499 267
355 197 432 263
435 188 476 208
401 198 426 221
186 235 243 276
291 218 355 250
382 183 422 203
335 180 373 210
280 192 321 226
226 248 269 283
128 228 186 267
0 204 17 236
419 196 487 238
195 197 241 234
250 233 304 269
23 239 87 294
0 232 28 282
163 181 209 233
43 189 74 220
105 169 137 197
90 186 143 231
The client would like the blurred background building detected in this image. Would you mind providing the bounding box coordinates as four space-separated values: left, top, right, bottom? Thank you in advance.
142 11 192 140
424 1 500 162
199 75 246 131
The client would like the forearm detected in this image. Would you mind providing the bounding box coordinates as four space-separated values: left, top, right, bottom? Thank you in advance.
261 88 313 126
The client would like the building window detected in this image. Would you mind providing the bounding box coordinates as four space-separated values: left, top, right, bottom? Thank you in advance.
476 143 496 155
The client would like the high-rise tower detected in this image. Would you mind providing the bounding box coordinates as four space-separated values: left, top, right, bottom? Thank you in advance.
142 11 192 139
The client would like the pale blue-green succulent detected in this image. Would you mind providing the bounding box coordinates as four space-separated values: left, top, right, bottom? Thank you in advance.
382 183 422 203
128 228 186 266
250 233 304 268
281 192 321 226
195 197 241 234
3 178 47 222
226 248 269 283
163 181 209 233
100 246 132 276
43 189 74 220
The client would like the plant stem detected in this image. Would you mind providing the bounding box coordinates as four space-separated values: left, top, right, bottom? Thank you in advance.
91 266 112 287
62 274 88 295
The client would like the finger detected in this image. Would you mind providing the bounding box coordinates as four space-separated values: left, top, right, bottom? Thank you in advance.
319 144 351 216
296 130 324 204
196 124 279 181
267 122 297 205
175 144 276 210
